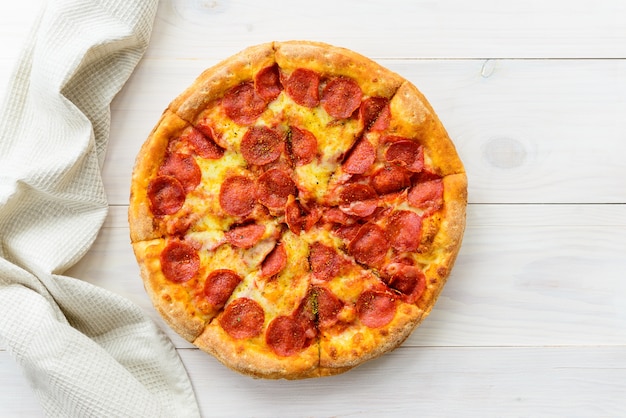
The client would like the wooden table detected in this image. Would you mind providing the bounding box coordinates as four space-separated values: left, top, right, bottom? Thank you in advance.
2 1 625 416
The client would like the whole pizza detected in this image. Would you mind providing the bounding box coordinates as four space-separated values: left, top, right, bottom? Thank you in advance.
129 41 467 379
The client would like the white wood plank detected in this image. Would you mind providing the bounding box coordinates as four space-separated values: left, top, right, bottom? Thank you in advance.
0 352 45 418
65 204 626 348
4 345 624 417
104 58 626 205
2 1 626 63
468 203 626 226
179 346 626 417
426 216 626 346
148 0 626 59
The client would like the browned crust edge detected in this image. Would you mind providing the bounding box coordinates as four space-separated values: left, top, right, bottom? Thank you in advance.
389 81 465 177
194 322 320 380
274 40 404 99
319 303 424 371
168 42 277 124
420 172 468 315
128 110 190 242
132 240 206 342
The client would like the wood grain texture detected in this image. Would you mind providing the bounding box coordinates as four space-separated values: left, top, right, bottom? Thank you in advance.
148 0 626 59
177 346 626 417
4 344 624 418
2 0 626 416
0 354 45 417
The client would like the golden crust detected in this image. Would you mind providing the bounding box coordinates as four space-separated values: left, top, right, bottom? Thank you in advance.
274 40 404 98
320 302 423 370
418 173 468 313
194 320 320 380
128 110 190 242
132 239 207 342
169 42 276 124
440 173 469 258
388 81 465 177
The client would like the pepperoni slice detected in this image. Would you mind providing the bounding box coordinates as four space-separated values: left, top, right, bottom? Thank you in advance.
339 183 377 203
340 200 378 218
360 97 390 132
158 153 201 192
185 125 225 159
385 210 422 252
407 178 444 216
225 223 265 249
285 196 321 234
342 139 376 174
255 64 282 102
204 269 242 309
219 175 257 216
266 316 307 357
315 286 344 329
257 168 296 209
284 68 320 108
383 263 426 304
370 165 411 195
220 298 265 339
339 183 378 218
260 243 287 278
304 205 323 231
372 104 391 132
294 286 343 333
285 196 306 235
148 175 185 216
348 223 389 267
288 126 317 165
356 290 397 328
321 77 362 119
385 140 424 173
322 207 356 226
222 82 267 125
240 126 284 166
334 223 362 242
160 240 199 283
309 242 344 282
413 170 443 184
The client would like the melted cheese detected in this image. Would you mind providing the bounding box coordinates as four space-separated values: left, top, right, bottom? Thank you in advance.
294 161 336 201
149 79 443 343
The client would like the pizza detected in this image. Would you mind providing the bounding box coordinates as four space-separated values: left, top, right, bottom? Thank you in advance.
128 40 467 379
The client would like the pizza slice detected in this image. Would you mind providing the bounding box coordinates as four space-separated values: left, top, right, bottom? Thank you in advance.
193 229 320 379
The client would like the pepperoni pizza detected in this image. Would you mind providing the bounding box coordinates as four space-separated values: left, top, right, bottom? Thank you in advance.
129 41 467 379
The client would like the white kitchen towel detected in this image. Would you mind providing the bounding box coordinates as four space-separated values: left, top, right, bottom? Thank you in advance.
0 0 200 416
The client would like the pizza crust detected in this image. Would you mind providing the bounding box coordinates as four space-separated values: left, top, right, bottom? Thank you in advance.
275 40 404 99
132 239 207 342
418 173 467 313
129 40 468 380
129 110 189 242
320 302 424 370
389 81 465 177
169 42 276 124
194 320 320 379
